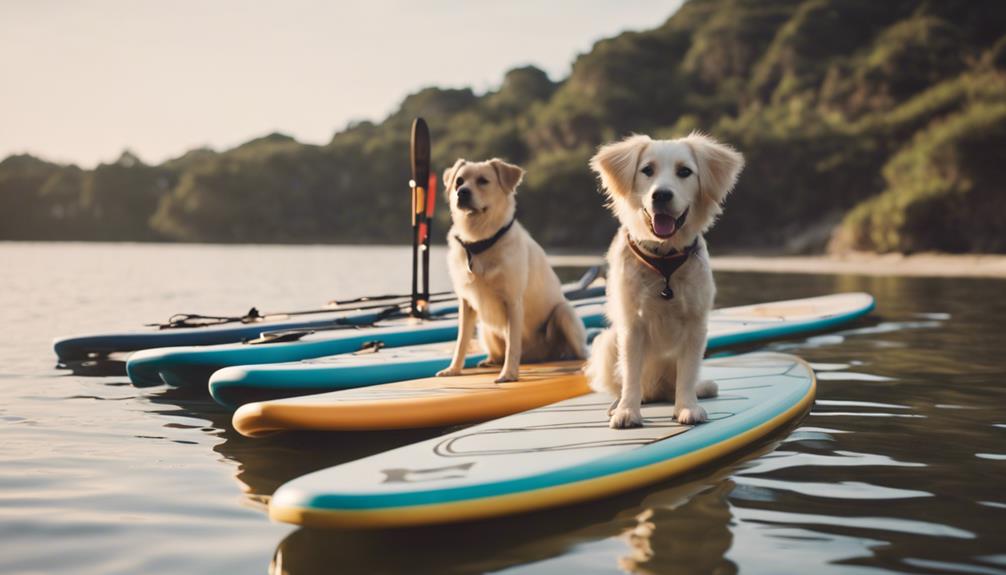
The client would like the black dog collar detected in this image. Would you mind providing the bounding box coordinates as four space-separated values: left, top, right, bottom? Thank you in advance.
454 216 517 271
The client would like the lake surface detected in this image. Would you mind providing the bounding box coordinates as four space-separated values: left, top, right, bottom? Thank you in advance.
1 242 1004 575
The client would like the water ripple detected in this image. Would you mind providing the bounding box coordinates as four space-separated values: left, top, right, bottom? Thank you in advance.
816 372 895 382
816 400 909 410
903 558 1006 575
734 476 931 500
740 450 926 475
810 411 925 418
840 320 943 336
736 508 975 539
797 426 852 434
914 312 951 320
809 362 851 371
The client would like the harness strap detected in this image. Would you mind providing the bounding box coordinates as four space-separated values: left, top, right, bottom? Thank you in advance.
453 216 517 271
625 233 700 300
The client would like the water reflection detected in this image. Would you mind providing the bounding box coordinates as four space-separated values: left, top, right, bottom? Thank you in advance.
263 432 797 575
11 241 1006 575
217 427 445 502
617 509 656 574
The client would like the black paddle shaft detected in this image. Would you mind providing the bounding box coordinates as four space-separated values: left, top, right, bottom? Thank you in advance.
410 118 431 317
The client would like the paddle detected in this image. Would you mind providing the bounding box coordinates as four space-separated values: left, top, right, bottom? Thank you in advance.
410 117 432 318
146 289 456 330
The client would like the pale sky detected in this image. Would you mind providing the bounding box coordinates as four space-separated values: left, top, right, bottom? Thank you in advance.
1 0 684 168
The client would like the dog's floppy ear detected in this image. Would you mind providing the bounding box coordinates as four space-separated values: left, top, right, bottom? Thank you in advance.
683 132 744 204
488 158 525 193
443 159 466 197
589 134 651 198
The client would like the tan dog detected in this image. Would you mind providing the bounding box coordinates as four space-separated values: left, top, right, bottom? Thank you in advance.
436 158 588 383
585 133 744 428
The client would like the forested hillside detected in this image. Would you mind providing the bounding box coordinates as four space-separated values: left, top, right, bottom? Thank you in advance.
3 0 1004 253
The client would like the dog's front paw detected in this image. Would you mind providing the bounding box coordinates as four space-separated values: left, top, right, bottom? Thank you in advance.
494 371 518 384
609 406 643 429
674 403 708 424
436 367 462 377
477 358 500 368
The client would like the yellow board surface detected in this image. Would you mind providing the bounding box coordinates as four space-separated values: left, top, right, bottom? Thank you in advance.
233 361 590 436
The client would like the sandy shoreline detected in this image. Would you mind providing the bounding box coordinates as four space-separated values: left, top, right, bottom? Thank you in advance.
549 252 1006 279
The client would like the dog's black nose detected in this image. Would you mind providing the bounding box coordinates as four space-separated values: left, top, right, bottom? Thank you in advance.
652 189 674 204
456 187 472 204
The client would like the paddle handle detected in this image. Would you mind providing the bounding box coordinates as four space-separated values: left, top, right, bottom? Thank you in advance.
409 118 431 317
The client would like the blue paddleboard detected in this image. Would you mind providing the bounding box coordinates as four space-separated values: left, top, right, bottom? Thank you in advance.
52 300 455 363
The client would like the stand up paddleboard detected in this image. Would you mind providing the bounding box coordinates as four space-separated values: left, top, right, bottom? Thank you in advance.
126 293 606 388
230 292 870 432
211 339 476 408
214 292 871 410
52 296 459 368
268 352 815 528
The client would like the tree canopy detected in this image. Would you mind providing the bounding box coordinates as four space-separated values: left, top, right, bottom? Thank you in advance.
3 0 1004 253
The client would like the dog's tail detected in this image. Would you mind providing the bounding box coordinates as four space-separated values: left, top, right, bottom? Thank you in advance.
545 300 589 360
584 328 619 395
696 379 718 398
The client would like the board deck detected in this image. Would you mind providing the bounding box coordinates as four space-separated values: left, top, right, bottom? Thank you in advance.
214 292 872 409
268 353 815 528
233 361 589 436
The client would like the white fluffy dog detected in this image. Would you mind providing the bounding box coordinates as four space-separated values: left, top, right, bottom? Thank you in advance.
436 158 588 383
585 133 744 428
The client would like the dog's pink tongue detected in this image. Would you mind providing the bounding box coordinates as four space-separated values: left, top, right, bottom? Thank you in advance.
652 214 676 237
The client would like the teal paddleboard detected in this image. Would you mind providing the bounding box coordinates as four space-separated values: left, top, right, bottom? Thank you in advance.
268 352 815 528
210 292 871 409
127 297 607 388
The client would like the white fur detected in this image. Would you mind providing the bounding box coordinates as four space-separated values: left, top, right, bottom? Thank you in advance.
585 133 744 428
437 158 588 383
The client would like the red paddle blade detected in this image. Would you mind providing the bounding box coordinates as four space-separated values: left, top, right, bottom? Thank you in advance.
426 172 437 218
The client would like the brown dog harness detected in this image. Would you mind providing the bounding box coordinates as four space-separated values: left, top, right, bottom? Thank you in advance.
626 233 700 300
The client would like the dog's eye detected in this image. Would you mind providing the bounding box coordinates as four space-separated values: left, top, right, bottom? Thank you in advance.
677 167 693 178
455 177 464 187
476 176 489 186
640 164 654 177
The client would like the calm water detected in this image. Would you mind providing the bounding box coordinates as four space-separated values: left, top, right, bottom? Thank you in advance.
1 242 1004 575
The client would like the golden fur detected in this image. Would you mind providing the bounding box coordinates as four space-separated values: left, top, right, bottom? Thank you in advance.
437 158 588 383
585 133 745 428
